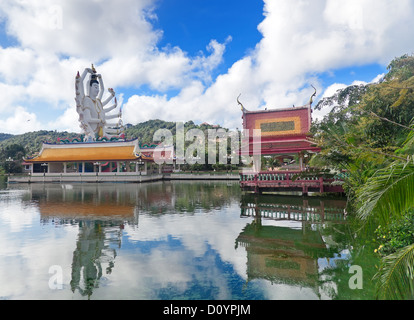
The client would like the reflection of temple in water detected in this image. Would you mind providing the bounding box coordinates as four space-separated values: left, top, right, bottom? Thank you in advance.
236 194 347 295
32 183 140 223
70 219 122 297
240 194 347 223
31 183 140 298
27 181 240 298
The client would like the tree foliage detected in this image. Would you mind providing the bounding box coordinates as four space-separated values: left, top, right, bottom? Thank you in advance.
312 54 414 195
312 54 414 299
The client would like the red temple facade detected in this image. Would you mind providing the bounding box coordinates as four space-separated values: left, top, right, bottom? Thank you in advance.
238 95 343 195
240 101 320 170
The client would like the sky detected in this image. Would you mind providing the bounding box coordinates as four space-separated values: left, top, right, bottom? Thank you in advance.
0 0 414 135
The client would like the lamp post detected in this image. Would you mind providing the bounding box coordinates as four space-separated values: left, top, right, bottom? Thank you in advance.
5 157 13 175
137 160 143 175
93 162 100 174
40 163 48 174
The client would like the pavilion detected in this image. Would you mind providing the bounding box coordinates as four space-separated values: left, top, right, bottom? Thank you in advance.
238 94 343 195
19 138 174 183
240 101 320 171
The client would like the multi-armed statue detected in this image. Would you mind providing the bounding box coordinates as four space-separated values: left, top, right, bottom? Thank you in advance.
75 65 124 142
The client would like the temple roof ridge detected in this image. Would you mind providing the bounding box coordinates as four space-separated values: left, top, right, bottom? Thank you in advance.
243 102 311 114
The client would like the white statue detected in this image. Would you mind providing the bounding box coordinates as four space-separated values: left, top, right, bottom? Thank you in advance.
75 65 124 142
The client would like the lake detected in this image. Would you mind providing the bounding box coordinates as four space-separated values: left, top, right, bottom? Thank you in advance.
0 178 379 300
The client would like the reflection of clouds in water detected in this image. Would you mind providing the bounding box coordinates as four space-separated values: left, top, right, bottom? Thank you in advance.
88 237 247 299
0 189 83 299
1 182 252 299
0 182 352 299
256 280 320 300
0 191 38 233
124 202 249 282
0 226 78 299
113 207 251 299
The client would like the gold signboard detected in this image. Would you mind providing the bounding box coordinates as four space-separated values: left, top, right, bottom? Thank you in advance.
255 117 302 136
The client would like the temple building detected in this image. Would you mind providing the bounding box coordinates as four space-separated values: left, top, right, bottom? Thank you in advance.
20 138 174 183
25 139 144 173
239 95 320 171
238 90 344 195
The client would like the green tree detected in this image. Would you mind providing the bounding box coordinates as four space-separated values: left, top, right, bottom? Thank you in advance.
355 140 414 299
312 54 414 299
1 143 26 174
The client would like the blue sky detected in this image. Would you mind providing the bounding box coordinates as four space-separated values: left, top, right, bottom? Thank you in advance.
0 0 413 134
154 0 263 68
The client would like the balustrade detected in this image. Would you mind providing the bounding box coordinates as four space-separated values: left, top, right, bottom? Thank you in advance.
240 170 344 194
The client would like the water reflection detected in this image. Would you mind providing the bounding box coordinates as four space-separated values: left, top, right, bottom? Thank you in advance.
0 181 377 299
29 184 135 298
22 182 243 299
240 194 347 223
33 184 139 223
236 194 376 299
70 220 121 298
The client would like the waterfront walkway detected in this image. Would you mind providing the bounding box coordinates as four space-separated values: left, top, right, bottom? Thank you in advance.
7 172 240 184
7 170 344 196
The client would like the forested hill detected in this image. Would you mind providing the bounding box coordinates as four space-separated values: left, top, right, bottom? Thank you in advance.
0 133 13 142
124 119 225 145
0 130 80 156
0 119 225 156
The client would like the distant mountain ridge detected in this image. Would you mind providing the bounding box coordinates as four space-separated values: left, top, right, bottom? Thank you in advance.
0 133 14 142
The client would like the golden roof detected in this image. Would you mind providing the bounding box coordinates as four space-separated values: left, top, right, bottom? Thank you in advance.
25 140 142 163
39 201 134 217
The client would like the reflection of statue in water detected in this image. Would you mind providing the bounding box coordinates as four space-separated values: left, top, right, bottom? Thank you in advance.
70 220 122 298
75 64 124 142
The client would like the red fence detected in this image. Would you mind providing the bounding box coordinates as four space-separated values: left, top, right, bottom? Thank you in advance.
239 170 344 194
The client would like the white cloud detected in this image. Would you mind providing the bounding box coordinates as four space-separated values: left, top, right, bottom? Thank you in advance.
0 0 414 134
321 83 348 99
313 73 386 121
0 47 36 84
371 73 385 84
0 106 43 134
0 0 158 60
122 0 414 130
0 0 233 133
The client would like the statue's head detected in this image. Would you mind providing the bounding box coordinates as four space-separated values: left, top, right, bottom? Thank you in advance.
89 74 99 98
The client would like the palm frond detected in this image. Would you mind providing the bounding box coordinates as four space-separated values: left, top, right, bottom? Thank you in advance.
399 129 414 155
374 244 414 300
356 161 414 226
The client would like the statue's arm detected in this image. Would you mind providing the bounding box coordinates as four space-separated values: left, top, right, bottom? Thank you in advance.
105 112 121 120
104 97 117 113
77 68 93 100
88 117 103 124
97 74 104 100
104 104 117 113
102 88 115 106
76 69 87 100
80 68 90 81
